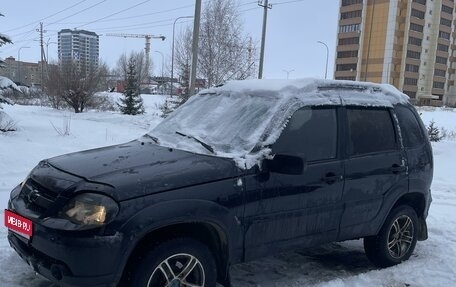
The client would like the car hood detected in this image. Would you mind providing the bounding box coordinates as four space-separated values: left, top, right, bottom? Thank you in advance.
47 140 241 201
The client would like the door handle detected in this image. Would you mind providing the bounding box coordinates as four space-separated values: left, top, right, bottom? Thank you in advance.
321 173 343 184
391 163 407 174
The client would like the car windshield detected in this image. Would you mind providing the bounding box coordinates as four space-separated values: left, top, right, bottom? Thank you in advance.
147 90 294 161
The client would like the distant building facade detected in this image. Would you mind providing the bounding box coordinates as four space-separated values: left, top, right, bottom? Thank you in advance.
58 29 99 72
0 56 45 87
335 0 456 106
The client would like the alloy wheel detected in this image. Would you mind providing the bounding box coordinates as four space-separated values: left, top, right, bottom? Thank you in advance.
387 215 414 259
147 253 205 287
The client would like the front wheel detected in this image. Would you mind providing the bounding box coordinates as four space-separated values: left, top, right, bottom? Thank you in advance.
364 205 418 267
131 238 217 287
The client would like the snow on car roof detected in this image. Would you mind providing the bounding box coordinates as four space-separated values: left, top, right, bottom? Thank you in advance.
200 78 410 108
151 78 410 170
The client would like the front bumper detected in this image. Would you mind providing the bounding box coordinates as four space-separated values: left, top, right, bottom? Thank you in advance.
7 186 125 287
8 227 123 287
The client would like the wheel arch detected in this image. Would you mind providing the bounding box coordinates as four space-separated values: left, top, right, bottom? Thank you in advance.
391 192 426 218
117 199 237 286
387 192 428 240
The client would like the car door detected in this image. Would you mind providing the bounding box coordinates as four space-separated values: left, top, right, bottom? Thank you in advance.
394 105 433 196
243 106 345 260
338 107 408 240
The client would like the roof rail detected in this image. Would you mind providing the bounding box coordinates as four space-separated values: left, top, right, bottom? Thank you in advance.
317 84 370 91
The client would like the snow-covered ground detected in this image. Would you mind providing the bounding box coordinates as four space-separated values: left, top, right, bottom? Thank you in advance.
0 99 455 286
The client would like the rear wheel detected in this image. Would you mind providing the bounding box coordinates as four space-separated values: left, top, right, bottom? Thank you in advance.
364 205 418 267
131 238 217 287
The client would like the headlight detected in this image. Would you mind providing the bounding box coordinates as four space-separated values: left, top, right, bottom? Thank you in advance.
61 193 119 227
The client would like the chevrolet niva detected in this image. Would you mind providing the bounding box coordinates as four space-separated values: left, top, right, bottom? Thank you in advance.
6 79 432 287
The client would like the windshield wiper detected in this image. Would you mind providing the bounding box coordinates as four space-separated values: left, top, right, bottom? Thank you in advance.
143 134 160 144
175 131 214 154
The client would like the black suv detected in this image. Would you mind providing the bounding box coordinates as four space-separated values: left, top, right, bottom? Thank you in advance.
6 79 432 287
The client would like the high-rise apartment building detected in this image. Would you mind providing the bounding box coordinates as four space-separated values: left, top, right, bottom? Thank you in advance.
335 0 456 106
58 29 99 72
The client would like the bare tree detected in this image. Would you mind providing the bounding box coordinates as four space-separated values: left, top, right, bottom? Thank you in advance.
44 61 107 113
174 0 257 92
175 26 193 97
116 51 152 85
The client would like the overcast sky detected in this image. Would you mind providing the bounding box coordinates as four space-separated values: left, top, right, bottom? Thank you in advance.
1 0 339 80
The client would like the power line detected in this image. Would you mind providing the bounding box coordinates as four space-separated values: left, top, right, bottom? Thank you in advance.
273 0 306 6
94 19 175 32
75 0 152 29
47 0 108 26
58 4 194 25
239 1 258 7
98 20 193 34
4 0 89 33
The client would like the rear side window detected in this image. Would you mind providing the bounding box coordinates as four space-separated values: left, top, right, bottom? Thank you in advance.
273 107 337 162
394 105 424 148
347 108 397 156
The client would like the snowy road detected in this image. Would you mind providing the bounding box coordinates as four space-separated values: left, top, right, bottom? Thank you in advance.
1 102 455 286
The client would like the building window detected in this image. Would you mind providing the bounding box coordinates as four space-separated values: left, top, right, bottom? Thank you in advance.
336 64 357 71
403 91 417 98
436 56 447 64
442 5 453 14
433 81 445 89
440 18 452 27
439 31 451 40
339 24 361 33
406 64 419 73
411 9 425 19
412 0 426 5
338 37 359 45
341 10 362 19
407 50 421 59
437 43 449 52
410 23 424 33
404 78 418 85
341 0 362 6
408 36 422 46
337 50 358 58
434 69 446 77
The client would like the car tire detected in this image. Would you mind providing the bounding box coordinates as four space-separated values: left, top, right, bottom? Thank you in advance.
364 205 418 267
130 238 217 287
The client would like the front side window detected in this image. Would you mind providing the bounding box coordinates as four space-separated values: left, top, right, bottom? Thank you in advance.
273 107 337 162
347 108 397 156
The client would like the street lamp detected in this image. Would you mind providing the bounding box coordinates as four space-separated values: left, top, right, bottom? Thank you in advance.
18 46 30 85
46 39 58 63
155 51 165 94
170 15 193 95
317 41 329 80
282 69 295 79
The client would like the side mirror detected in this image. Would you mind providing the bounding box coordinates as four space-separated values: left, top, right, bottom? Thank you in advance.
266 154 304 175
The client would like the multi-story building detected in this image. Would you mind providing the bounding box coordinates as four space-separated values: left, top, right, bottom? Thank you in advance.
58 29 99 72
0 56 45 87
335 0 456 106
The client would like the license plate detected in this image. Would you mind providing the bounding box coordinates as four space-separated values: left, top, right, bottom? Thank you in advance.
4 210 33 239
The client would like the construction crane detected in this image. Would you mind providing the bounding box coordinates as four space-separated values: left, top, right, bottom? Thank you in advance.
106 33 166 63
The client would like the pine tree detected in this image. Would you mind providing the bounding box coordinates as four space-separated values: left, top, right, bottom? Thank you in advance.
427 120 443 142
118 57 144 115
1 12 13 68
